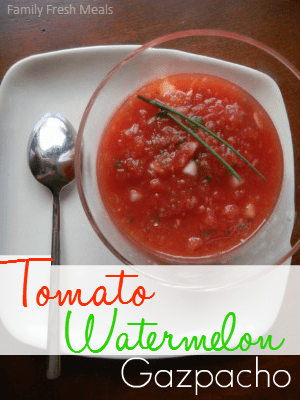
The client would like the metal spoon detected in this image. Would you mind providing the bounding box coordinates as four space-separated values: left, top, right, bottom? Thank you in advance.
28 112 76 379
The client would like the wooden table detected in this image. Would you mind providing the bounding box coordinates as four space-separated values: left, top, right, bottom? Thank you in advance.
0 0 300 398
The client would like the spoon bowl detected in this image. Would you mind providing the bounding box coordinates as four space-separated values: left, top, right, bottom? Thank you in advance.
28 112 76 194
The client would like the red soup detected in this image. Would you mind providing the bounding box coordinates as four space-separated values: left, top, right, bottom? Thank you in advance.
97 73 283 260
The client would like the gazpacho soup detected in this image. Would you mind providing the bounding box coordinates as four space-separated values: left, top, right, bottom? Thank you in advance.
97 73 283 260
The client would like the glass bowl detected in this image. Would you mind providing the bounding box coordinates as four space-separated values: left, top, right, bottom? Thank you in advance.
75 30 300 290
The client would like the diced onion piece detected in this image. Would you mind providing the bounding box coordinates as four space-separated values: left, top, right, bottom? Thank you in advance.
125 123 139 135
130 189 142 202
149 178 164 191
222 204 239 220
253 112 263 129
244 203 256 219
160 79 176 96
187 237 203 252
183 160 198 176
181 141 199 156
149 161 164 175
204 208 217 226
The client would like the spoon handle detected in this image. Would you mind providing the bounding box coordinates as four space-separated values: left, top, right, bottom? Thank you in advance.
51 192 60 265
46 193 61 379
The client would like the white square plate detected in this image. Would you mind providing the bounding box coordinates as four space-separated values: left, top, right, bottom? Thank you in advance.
0 46 297 355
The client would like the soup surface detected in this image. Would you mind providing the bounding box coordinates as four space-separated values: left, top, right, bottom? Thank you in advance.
97 73 283 259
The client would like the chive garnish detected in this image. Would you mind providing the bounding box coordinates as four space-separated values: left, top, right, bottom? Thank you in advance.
138 95 266 182
166 112 243 182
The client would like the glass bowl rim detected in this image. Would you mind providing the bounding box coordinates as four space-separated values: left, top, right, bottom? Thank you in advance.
75 29 300 277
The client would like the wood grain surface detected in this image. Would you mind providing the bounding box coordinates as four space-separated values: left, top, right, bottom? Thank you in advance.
0 0 300 398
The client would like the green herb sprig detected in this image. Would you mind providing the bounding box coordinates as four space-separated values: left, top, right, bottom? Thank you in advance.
138 95 266 182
